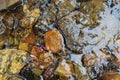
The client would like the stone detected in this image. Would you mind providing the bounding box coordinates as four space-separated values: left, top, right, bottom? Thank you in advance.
2 12 14 29
19 42 29 51
57 0 107 53
44 29 63 53
100 72 120 80
0 0 21 11
54 59 74 76
0 49 28 74
0 74 22 80
83 50 111 67
38 51 55 69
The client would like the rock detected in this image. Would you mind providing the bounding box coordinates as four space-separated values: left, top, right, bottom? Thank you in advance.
30 46 55 69
74 63 90 80
99 72 120 80
54 0 80 19
20 8 40 28
22 32 36 45
44 29 63 53
0 35 7 49
31 46 39 57
31 68 43 76
54 59 74 76
8 76 22 80
38 0 80 27
31 45 47 57
18 6 41 36
0 49 28 74
0 0 21 11
79 0 105 26
2 12 14 29
0 74 8 80
38 51 55 69
83 50 111 67
58 0 105 53
0 74 22 80
18 42 29 51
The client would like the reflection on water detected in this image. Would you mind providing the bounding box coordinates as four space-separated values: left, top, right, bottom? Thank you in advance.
70 0 120 79
82 2 120 54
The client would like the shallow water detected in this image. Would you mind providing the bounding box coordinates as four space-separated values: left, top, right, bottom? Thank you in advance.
0 0 120 80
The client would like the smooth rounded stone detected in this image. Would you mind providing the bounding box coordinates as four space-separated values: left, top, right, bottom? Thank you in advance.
0 49 28 74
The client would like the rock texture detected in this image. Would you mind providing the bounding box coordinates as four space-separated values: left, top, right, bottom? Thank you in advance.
0 0 21 11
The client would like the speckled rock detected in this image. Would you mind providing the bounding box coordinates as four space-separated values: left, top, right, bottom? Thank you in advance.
0 49 28 74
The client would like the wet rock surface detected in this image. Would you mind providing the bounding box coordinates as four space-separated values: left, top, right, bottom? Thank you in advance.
44 29 63 53
0 0 21 11
0 49 28 80
99 72 120 80
0 0 120 80
57 0 106 53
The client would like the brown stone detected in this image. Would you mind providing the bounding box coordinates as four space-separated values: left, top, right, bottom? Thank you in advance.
2 12 14 29
83 51 111 67
44 29 63 53
100 72 120 80
23 32 36 45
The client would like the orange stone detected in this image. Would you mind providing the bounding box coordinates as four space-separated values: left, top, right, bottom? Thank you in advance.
23 32 36 45
44 29 63 53
31 46 38 57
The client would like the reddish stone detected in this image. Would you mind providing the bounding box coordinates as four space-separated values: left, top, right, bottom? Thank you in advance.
23 32 36 45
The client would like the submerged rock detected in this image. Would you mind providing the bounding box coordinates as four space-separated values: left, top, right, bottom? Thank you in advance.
58 0 120 53
44 29 64 53
0 49 28 75
99 72 120 80
54 0 80 19
57 0 106 53
2 12 14 30
0 74 22 80
54 59 74 76
0 0 21 11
